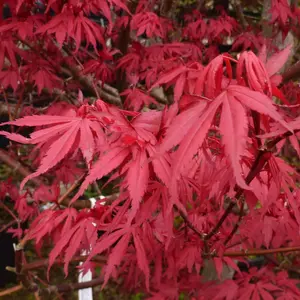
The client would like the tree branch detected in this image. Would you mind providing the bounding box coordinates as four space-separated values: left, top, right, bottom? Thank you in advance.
222 246 300 257
203 128 299 241
0 284 23 297
0 149 43 186
48 277 103 294
282 60 300 83
233 0 248 29
0 149 91 209
22 255 106 272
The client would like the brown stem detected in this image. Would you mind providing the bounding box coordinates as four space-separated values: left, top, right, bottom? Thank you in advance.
18 36 122 106
205 150 269 240
266 128 300 149
22 255 106 272
204 129 299 245
0 149 43 185
224 198 245 245
234 1 248 29
175 205 205 239
49 277 103 293
282 60 300 83
222 246 300 257
196 0 205 11
57 173 86 205
0 284 23 297
0 149 91 209
63 62 122 106
251 111 262 148
0 219 17 233
223 111 262 245
205 127 298 241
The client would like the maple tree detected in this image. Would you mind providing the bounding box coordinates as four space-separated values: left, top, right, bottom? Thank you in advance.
0 0 300 299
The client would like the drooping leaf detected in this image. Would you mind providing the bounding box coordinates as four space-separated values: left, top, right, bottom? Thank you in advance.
265 45 292 77
70 147 130 204
126 148 149 220
219 91 249 189
228 85 292 132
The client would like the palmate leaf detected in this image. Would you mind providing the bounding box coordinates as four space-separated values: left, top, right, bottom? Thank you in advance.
36 9 105 51
48 217 98 277
70 147 130 204
126 147 149 221
160 85 292 194
0 112 106 189
150 65 188 102
264 45 292 77
219 91 249 189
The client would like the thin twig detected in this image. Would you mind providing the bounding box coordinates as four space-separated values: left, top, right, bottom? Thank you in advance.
174 205 205 239
223 246 300 257
57 173 86 205
0 284 23 297
234 0 248 29
205 150 270 240
22 255 106 272
282 60 300 83
50 277 103 293
0 149 91 209
0 219 17 233
224 198 245 245
204 127 298 241
0 149 44 184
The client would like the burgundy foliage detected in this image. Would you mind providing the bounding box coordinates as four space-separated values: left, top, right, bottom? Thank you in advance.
0 0 300 298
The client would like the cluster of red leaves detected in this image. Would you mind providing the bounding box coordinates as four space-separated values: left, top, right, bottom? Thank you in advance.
1 0 300 299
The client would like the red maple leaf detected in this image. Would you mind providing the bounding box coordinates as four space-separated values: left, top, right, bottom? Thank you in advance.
131 12 165 38
36 6 105 51
0 103 106 189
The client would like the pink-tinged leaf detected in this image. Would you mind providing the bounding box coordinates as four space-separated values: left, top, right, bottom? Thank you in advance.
151 66 187 89
0 115 76 127
213 280 238 300
103 232 131 287
127 148 149 220
172 95 223 177
257 285 275 300
238 285 255 300
195 55 224 98
222 257 241 274
146 144 171 185
271 85 289 104
258 44 267 64
29 122 76 144
132 110 162 136
252 287 261 300
265 45 292 77
48 220 80 277
89 228 128 258
60 208 78 236
63 224 86 276
0 131 31 144
173 73 186 102
261 283 282 292
20 121 81 189
133 231 150 291
162 102 179 128
79 119 95 166
0 111 105 181
160 101 207 153
70 147 130 204
213 257 223 280
228 85 292 132
219 91 250 189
